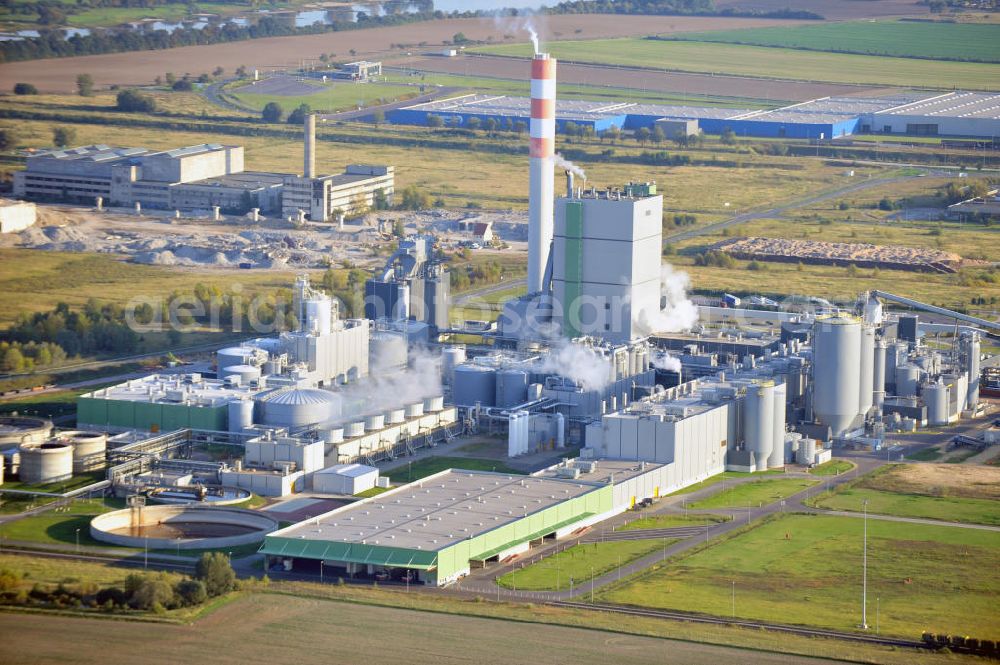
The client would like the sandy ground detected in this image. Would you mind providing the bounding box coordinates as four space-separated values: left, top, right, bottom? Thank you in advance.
876 463 1000 501
404 54 872 102
1 203 529 270
0 593 847 665
1 15 825 93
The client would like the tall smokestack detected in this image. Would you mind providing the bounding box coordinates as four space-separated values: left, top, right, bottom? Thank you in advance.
529 53 556 295
304 113 316 179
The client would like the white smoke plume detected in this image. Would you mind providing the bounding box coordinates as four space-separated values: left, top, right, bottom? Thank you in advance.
534 338 611 392
332 345 441 420
493 12 543 54
553 153 585 180
652 352 681 372
635 264 699 336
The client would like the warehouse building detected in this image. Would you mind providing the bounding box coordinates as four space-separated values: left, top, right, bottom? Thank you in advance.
869 91 1000 137
261 468 613 585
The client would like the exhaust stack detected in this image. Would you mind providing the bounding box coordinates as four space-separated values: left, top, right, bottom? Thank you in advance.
528 53 556 295
304 114 316 179
565 170 574 198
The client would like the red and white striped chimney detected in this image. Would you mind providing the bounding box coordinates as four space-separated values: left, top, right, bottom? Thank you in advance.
528 53 556 295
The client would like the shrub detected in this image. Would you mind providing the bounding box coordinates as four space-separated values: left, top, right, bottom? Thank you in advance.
13 83 37 95
171 79 194 92
116 89 157 113
130 574 175 610
194 552 235 597
95 587 128 608
174 579 207 606
262 102 283 123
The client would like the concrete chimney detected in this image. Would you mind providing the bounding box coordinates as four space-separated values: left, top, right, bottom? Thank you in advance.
528 53 556 295
304 114 316 179
565 170 574 199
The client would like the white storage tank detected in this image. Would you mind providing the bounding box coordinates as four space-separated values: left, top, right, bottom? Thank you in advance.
370 331 408 372
768 382 786 469
228 398 255 433
744 380 774 471
873 339 887 407
895 364 921 397
305 297 332 336
453 365 497 407
812 315 862 438
260 388 340 428
18 441 73 484
441 346 467 385
56 431 107 473
496 369 529 408
222 364 261 386
859 325 875 417
922 381 950 426
796 438 817 466
964 333 980 409
784 432 802 464
217 346 261 372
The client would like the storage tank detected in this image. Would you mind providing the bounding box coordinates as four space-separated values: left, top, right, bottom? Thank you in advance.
217 346 261 372
364 413 386 431
305 297 332 336
56 431 108 473
744 380 774 471
386 408 405 425
405 402 424 418
812 315 862 438
885 341 907 393
370 331 408 372
441 346 467 386
964 333 981 410
796 438 817 466
262 358 283 376
496 369 529 408
943 373 968 419
260 388 340 428
453 365 497 407
18 441 73 484
895 364 921 397
0 415 53 447
344 421 365 438
784 432 802 464
858 325 875 417
922 381 950 426
768 382 787 469
555 412 565 448
873 339 887 407
221 364 261 386
424 395 445 412
228 398 255 433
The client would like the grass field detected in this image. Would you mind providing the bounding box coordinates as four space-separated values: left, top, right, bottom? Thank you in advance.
664 21 1000 62
382 456 519 484
686 477 818 510
666 468 786 497
498 539 675 591
472 39 1000 89
620 514 731 531
0 498 120 541
809 464 1000 526
808 460 855 477
228 80 417 113
600 514 1000 638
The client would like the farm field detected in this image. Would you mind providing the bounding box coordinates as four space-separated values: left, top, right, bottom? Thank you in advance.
472 39 1000 89
809 464 1000 526
382 456 520 483
228 80 417 113
686 477 818 510
665 21 1000 62
498 539 674 591
599 514 1000 638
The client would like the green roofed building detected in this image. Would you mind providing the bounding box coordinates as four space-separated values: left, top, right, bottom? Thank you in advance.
261 468 613 586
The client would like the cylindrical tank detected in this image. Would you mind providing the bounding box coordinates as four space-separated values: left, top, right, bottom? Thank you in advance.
812 315 862 438
441 346 467 386
262 359 283 376
228 398 255 433
0 416 53 447
370 331 408 372
344 421 365 438
768 382 787 469
424 395 444 412
784 432 802 464
944 373 968 419
885 341 907 393
221 364 261 385
922 381 950 426
260 388 340 428
56 431 107 473
18 441 73 484
496 369 529 408
305 297 332 336
796 438 817 466
405 402 424 418
858 325 875 418
217 346 260 372
386 408 405 425
453 365 497 407
324 427 345 444
873 339 887 407
895 363 921 397
555 413 565 448
744 380 774 471
964 333 980 410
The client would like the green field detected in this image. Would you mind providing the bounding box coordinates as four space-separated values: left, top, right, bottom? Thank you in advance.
0 498 120 541
382 456 519 484
498 539 676 591
620 514 731 531
809 460 855 477
472 39 1000 89
228 80 416 113
664 21 1000 63
665 469 785 497
600 514 1000 638
686 477 818 510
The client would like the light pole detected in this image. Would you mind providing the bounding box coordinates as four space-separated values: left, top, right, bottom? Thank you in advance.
861 498 869 630
320 560 324 583
590 566 595 603
747 500 751 525
75 528 80 554
144 536 148 569
876 595 880 635
731 580 735 618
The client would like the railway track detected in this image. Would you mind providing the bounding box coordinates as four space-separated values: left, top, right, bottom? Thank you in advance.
550 600 926 650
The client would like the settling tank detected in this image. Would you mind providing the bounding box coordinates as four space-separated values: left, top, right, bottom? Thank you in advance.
812 315 862 438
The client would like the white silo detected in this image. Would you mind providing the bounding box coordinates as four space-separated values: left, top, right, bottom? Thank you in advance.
228 398 255 433
812 315 862 438
964 333 981 410
441 346 467 386
858 325 875 418
873 339 887 407
744 380 774 471
922 381 950 426
767 382 787 469
305 296 332 336
895 364 921 397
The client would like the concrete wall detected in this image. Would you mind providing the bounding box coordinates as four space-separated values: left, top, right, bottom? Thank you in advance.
90 505 278 549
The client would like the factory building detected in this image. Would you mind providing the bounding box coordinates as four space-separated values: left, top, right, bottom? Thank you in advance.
364 236 450 335
388 91 1000 140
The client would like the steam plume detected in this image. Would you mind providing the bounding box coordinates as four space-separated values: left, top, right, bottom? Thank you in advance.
534 339 611 392
635 264 699 336
553 153 585 180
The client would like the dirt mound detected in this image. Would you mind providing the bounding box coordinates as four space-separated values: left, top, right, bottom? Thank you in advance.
868 463 1000 501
